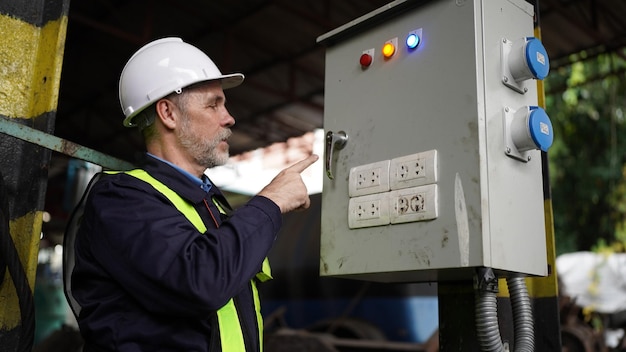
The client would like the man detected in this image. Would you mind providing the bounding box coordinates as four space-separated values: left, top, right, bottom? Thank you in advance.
69 37 318 351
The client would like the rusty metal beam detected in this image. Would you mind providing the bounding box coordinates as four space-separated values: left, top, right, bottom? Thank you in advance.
0 117 134 171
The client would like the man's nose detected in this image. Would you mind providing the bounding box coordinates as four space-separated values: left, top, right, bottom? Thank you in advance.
223 109 235 127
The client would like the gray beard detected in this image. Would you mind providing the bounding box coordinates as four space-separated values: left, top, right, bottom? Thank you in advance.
178 118 231 169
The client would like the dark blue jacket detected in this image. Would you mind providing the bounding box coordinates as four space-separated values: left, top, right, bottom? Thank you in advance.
72 155 282 351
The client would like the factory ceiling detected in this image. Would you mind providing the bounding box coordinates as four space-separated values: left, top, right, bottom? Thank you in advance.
52 0 626 167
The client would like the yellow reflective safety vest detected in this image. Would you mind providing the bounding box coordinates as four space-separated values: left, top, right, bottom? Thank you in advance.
117 169 272 352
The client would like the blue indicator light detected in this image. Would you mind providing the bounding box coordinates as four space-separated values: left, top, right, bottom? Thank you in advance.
406 33 420 49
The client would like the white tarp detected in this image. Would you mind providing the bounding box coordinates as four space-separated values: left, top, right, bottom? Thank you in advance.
557 251 626 314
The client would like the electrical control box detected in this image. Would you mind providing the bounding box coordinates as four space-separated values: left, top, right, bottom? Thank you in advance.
318 0 552 282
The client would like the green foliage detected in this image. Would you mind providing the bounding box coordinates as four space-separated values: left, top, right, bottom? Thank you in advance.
545 49 626 255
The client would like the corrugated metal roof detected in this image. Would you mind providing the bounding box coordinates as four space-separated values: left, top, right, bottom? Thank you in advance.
52 0 626 164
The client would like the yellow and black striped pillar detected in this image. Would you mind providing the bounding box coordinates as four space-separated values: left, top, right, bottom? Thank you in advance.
0 1 69 350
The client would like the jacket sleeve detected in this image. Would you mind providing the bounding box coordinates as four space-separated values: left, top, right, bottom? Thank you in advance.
75 174 282 316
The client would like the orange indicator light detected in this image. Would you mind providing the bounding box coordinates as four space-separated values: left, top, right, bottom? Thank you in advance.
382 42 395 58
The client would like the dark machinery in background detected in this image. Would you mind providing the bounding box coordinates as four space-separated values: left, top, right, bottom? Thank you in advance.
263 193 439 351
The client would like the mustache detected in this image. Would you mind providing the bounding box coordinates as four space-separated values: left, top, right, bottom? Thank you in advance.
219 128 232 141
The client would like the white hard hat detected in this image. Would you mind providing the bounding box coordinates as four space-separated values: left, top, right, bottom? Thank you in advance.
119 37 244 127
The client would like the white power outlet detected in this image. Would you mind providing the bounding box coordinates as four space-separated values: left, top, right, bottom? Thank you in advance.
398 156 425 180
390 184 438 224
348 193 390 229
349 160 390 197
390 150 437 190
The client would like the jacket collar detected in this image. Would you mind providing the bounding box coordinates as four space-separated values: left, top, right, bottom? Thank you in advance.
139 154 230 208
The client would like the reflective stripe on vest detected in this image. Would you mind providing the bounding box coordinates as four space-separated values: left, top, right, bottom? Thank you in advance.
110 169 271 351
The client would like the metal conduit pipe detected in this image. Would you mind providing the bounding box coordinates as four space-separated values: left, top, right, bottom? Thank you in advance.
475 268 535 352
475 286 505 352
508 276 535 352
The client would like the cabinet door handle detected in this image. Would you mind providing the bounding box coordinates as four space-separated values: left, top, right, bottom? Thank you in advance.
325 130 348 180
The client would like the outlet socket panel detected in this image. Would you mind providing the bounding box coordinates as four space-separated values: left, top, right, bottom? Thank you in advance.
390 184 438 224
349 160 390 197
348 193 390 229
390 150 438 190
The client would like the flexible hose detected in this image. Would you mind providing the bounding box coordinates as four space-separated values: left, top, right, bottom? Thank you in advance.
475 289 505 352
508 277 535 352
475 270 535 352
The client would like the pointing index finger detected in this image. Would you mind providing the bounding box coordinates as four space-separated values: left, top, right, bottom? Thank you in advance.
287 154 319 173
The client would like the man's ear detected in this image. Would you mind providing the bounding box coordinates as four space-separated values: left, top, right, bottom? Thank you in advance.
155 99 178 130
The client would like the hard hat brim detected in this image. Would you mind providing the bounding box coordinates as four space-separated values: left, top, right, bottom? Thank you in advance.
123 73 245 127
220 73 245 90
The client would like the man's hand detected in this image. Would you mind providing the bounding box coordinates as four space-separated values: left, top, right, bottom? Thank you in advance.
258 154 319 213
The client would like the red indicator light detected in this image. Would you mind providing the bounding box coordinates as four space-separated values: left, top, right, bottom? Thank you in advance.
359 53 373 67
